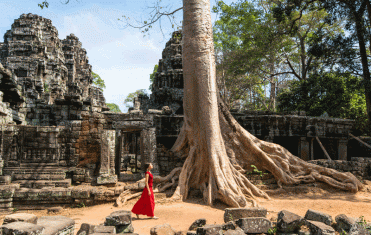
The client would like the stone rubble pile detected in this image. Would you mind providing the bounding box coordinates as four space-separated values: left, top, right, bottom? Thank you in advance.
0 213 75 235
3 207 371 235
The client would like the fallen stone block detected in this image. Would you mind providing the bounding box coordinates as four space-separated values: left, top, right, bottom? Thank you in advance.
0 221 44 235
305 220 335 235
196 224 223 235
235 217 272 234
77 223 96 235
3 213 38 224
277 210 305 233
335 214 370 235
222 228 245 235
224 207 267 223
116 224 134 234
188 218 206 231
335 214 356 233
222 221 237 231
105 210 131 226
305 209 333 226
150 223 177 235
93 225 116 234
36 216 75 235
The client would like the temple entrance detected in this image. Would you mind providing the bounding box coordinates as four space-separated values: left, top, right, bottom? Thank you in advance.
116 131 142 179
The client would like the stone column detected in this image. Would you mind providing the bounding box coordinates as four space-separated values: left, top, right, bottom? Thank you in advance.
298 137 310 161
141 127 159 176
338 138 348 161
97 130 118 184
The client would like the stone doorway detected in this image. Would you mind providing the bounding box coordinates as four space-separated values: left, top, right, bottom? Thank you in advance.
117 131 142 181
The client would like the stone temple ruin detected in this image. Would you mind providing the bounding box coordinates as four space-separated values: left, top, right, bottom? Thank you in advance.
0 14 369 211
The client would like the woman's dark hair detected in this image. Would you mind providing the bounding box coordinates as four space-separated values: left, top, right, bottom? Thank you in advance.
144 162 151 171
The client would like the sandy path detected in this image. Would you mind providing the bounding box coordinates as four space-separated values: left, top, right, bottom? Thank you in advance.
1 188 368 235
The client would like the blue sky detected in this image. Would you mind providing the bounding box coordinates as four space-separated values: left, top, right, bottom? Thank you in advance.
0 0 233 112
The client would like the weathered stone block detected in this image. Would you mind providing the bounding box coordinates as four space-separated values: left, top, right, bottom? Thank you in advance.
235 217 272 234
0 176 11 185
93 225 116 234
105 210 131 226
305 209 333 226
36 216 75 235
335 214 370 235
150 223 176 235
335 214 355 233
223 207 267 223
305 220 335 235
277 210 305 233
116 224 134 234
196 224 222 235
0 222 44 235
221 221 237 231
97 174 117 185
222 228 245 235
4 213 38 224
71 189 90 199
188 218 206 231
77 223 96 235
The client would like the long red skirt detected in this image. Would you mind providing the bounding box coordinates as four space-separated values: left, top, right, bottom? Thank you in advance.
131 186 155 217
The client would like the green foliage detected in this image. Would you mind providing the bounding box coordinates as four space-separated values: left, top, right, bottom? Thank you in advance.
76 202 85 208
124 89 149 109
38 1 49 9
106 103 121 113
149 64 158 91
358 216 371 232
246 165 267 178
268 226 277 235
92 71 106 89
277 72 368 135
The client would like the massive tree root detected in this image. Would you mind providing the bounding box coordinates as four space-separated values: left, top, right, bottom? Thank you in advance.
115 97 363 208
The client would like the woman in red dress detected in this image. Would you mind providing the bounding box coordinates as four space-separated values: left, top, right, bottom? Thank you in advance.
131 162 159 219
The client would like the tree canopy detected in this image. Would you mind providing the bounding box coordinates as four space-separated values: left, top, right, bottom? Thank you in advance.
91 71 106 90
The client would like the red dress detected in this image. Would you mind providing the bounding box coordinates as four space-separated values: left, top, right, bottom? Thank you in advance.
131 171 155 217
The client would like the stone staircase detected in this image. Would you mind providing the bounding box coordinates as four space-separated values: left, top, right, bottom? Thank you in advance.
2 163 71 189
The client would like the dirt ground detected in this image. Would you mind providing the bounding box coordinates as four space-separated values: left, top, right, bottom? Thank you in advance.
1 182 370 235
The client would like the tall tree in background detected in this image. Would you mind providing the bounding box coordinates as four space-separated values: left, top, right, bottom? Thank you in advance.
149 64 158 91
213 0 344 112
277 0 371 135
124 89 149 109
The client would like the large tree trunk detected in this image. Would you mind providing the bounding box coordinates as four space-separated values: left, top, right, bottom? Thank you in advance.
165 0 363 207
117 0 364 208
